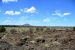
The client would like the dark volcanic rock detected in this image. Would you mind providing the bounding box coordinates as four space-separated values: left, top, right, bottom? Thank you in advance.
0 40 12 50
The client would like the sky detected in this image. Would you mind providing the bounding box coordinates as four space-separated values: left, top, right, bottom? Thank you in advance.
0 0 75 26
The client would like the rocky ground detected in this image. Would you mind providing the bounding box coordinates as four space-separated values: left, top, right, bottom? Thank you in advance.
0 27 75 50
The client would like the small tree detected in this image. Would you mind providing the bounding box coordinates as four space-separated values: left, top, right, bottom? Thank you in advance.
0 26 6 33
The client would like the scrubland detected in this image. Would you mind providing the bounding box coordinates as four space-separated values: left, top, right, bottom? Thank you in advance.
0 26 75 50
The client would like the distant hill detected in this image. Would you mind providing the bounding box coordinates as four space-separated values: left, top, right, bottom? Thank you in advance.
0 24 32 27
23 24 32 26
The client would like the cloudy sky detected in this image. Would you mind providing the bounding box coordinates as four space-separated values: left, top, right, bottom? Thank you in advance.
0 0 75 26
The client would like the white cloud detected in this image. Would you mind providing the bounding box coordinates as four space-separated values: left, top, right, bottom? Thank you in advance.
5 11 21 15
2 0 18 3
21 6 37 13
52 10 62 17
43 18 51 22
63 13 70 16
52 10 71 17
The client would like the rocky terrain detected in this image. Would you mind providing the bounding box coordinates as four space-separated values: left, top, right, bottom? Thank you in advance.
0 26 75 50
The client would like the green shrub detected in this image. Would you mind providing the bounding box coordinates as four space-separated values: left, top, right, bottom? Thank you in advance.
73 27 75 31
0 26 6 33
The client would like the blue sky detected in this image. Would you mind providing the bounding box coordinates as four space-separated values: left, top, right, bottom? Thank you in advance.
0 0 75 26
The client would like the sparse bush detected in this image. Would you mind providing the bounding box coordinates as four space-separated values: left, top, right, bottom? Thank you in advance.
38 27 43 31
45 27 50 32
36 27 43 32
29 28 33 33
10 29 17 34
0 26 6 33
46 28 50 31
36 27 40 31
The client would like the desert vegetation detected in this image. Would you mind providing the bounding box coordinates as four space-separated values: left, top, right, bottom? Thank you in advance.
0 26 75 50
0 26 6 33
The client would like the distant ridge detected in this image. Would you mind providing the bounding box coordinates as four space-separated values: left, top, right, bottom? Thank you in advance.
0 24 74 27
23 24 31 26
0 24 32 27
